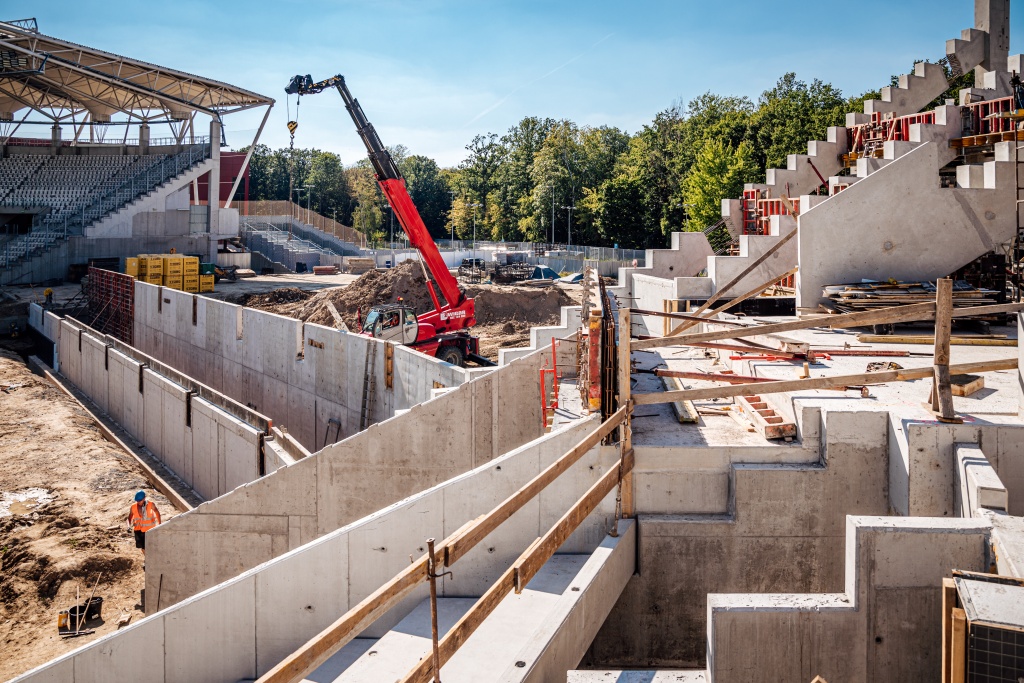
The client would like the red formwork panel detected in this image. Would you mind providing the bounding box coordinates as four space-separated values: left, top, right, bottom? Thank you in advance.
85 266 135 346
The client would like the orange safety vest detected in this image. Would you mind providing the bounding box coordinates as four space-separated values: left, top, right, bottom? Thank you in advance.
130 501 158 533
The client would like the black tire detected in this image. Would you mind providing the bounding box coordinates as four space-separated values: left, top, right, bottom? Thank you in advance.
438 345 464 367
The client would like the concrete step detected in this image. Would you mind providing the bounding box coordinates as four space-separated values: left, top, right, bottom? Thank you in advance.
946 28 988 79
568 672 707 682
313 520 635 682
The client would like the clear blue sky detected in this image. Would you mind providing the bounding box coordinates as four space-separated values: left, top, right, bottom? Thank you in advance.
22 0 1024 166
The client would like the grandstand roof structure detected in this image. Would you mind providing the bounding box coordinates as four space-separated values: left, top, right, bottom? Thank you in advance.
0 17 273 126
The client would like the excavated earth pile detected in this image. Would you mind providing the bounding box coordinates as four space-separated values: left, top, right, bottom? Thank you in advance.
0 350 177 680
232 261 580 359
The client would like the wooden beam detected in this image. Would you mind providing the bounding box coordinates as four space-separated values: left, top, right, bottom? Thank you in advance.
932 279 957 421
630 308 749 328
701 266 799 321
401 451 634 683
857 334 1017 346
941 577 956 683
950 607 967 683
665 227 798 335
256 558 429 683
442 405 626 566
633 301 937 351
617 308 634 517
260 406 627 683
632 358 1018 405
656 369 779 384
632 302 1024 352
701 322 808 355
513 451 631 592
400 539 543 683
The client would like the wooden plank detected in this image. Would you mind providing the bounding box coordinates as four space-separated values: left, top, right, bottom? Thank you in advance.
666 228 798 335
951 374 984 397
324 300 346 330
857 334 1017 346
933 279 956 419
950 607 967 683
443 406 626 566
633 302 937 351
402 450 635 683
660 375 699 422
261 405 626 683
630 308 750 328
702 322 809 355
632 358 1018 406
256 558 429 683
632 301 1024 352
513 451 632 593
941 577 956 683
695 266 799 326
400 538 543 683
618 308 634 517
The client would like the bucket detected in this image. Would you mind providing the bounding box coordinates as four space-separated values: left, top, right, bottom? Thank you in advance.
68 597 103 623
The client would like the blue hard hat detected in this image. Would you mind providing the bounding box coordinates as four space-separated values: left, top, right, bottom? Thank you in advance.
134 491 146 502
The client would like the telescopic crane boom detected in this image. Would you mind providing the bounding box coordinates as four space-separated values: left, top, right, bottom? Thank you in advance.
285 74 474 333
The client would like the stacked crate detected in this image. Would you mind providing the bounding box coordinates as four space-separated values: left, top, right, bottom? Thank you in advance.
162 255 183 290
183 256 200 292
124 257 139 278
138 255 163 285
200 274 215 292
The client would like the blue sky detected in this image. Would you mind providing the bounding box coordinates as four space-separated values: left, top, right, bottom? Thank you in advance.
20 0 1024 166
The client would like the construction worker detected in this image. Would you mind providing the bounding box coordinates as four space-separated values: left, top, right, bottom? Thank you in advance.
127 490 161 559
43 288 54 306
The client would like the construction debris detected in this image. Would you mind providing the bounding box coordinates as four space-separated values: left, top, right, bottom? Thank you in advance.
821 280 999 314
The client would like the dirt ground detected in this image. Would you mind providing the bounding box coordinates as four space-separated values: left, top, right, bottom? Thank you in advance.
0 349 178 681
230 261 582 361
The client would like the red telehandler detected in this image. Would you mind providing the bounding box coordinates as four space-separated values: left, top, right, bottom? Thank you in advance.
285 73 494 367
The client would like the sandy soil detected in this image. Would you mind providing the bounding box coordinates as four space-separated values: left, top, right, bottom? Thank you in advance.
0 350 178 681
230 261 582 361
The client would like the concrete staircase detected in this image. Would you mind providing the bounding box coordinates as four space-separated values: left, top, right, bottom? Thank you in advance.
612 231 714 303
308 521 635 683
959 54 1024 104
85 151 216 238
796 136 1018 306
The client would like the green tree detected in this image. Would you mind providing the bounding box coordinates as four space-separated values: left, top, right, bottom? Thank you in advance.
682 139 752 230
399 155 448 238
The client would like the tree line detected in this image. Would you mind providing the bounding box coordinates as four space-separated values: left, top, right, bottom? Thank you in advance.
242 65 970 249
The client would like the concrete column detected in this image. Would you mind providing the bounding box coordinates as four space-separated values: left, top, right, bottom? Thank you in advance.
139 123 150 154
208 119 221 234
51 123 61 145
974 0 1010 82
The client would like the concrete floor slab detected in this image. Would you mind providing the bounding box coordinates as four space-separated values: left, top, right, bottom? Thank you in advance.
568 673 706 682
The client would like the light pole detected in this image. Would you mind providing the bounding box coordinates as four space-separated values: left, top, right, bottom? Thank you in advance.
561 204 576 248
467 203 482 261
306 184 315 226
449 189 456 245
292 187 308 240
548 184 555 245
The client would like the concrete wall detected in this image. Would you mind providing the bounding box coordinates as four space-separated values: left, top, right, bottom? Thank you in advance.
613 231 713 302
887 414 1024 518
144 343 556 608
588 406 891 668
706 516 990 683
53 318 266 501
13 417 618 683
131 280 469 452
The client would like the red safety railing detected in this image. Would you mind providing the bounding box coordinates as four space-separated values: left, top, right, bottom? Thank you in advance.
539 338 560 429
847 110 936 159
962 95 1016 136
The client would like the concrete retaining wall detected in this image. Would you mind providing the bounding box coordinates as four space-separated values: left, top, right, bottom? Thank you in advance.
144 343 555 609
589 407 891 668
131 280 469 452
53 318 266 502
13 417 617 683
706 516 990 683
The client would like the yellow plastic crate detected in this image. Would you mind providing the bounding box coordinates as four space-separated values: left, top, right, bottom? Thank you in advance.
183 282 200 293
183 256 200 275
162 256 183 275
124 257 139 277
163 275 183 290
139 255 163 275
199 275 215 292
144 274 162 285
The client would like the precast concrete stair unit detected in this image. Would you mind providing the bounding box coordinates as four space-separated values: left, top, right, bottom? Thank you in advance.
796 132 1019 306
308 521 635 683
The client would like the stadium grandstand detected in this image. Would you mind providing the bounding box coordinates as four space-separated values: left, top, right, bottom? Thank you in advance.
0 17 273 285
